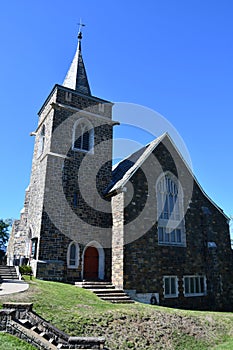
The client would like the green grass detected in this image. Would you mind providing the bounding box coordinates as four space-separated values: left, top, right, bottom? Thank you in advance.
0 333 37 350
1 276 233 349
214 339 233 350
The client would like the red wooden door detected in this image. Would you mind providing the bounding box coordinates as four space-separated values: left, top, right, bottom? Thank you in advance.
84 247 99 280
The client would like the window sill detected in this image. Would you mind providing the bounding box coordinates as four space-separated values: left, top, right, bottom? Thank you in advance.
72 147 94 155
67 265 78 269
158 242 186 247
184 293 206 298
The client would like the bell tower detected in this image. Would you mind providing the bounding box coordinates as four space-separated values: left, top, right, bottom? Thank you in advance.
13 29 117 281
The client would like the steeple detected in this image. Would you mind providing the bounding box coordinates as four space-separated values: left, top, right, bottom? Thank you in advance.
63 27 91 95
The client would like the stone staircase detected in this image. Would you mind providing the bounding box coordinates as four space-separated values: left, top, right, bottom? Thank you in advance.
0 303 106 349
0 265 18 280
75 282 134 304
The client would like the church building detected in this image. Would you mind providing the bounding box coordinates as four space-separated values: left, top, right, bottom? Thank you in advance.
7 31 233 311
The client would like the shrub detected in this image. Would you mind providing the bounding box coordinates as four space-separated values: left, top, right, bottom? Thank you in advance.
19 265 33 275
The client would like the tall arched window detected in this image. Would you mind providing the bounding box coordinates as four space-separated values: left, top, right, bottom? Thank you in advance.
37 125 45 157
73 118 94 153
156 172 186 246
67 242 79 269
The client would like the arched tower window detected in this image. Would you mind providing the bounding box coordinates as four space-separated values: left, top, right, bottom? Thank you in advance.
37 125 45 157
156 172 186 246
67 242 79 269
73 118 94 153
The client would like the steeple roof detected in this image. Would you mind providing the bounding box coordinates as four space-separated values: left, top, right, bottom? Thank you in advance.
63 32 91 95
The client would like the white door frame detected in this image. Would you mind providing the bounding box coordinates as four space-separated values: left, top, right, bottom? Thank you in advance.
82 241 105 280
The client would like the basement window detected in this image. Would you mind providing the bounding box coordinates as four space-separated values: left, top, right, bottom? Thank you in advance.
163 276 178 298
183 275 207 297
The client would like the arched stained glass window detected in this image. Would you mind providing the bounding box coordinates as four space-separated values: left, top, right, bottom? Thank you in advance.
73 119 94 153
157 173 186 246
157 175 181 221
67 242 79 268
69 243 76 266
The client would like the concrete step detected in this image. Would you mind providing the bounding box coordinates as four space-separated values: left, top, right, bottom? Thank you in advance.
92 288 124 294
20 319 59 346
95 292 127 298
3 303 107 349
49 337 57 345
82 284 115 290
101 297 132 302
18 319 32 328
31 325 40 333
83 286 115 290
10 319 58 350
75 280 135 304
0 266 19 280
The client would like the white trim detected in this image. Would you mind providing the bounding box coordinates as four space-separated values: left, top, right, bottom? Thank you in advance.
109 133 166 194
183 275 207 297
82 241 105 280
67 241 80 269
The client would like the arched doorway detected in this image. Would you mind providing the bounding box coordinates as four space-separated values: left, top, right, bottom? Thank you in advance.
84 246 99 280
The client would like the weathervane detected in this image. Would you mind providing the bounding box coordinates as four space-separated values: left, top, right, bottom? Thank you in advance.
78 19 85 40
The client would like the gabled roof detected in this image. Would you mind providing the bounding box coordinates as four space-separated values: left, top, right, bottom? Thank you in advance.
105 133 167 195
105 133 229 220
63 34 91 95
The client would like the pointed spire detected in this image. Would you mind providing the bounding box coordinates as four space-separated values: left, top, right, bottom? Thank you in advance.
63 25 91 95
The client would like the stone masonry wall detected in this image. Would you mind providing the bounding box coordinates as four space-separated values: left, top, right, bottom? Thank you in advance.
120 136 233 311
111 192 124 289
7 186 31 265
29 85 114 280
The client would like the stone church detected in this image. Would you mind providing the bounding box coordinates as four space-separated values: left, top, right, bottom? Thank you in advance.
7 32 233 311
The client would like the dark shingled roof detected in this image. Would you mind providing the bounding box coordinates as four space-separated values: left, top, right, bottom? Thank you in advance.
104 133 166 195
104 132 229 220
63 38 91 95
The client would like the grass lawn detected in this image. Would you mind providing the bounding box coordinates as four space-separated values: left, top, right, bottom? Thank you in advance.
0 333 37 350
0 276 233 349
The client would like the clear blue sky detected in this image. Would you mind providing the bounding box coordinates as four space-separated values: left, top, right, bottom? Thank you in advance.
0 1 232 235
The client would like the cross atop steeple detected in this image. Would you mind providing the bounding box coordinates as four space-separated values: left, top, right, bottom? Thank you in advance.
63 24 91 96
78 20 85 41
